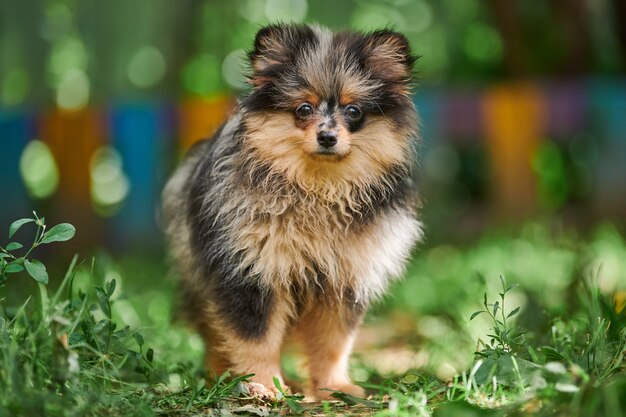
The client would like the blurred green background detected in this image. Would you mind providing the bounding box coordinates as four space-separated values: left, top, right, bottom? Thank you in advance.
1 0 626 249
3 0 626 99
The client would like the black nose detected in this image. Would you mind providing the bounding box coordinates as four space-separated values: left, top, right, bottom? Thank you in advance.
317 131 337 148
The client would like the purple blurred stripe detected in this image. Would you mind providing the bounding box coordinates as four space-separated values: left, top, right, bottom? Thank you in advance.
543 81 587 139
441 89 484 141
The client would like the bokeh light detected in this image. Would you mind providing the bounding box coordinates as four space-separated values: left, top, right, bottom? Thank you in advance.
351 4 406 30
239 0 266 23
90 147 130 217
56 68 90 110
264 0 308 23
182 54 222 96
48 35 88 82
402 0 433 34
222 49 248 90
19 140 60 199
127 46 167 88
46 30 90 110
1 68 29 106
40 3 73 41
411 26 449 81
463 23 503 65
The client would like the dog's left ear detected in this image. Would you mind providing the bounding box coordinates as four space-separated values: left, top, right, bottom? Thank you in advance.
363 30 416 84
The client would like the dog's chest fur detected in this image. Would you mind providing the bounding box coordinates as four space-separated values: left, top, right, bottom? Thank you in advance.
209 176 420 302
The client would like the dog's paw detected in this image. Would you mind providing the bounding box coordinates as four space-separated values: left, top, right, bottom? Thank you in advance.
242 381 278 401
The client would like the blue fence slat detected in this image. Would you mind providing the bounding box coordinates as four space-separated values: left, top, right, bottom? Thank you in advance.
414 87 443 150
0 110 34 231
109 102 171 247
602 82 626 201
587 79 626 210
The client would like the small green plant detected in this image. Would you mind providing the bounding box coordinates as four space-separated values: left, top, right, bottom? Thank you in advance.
471 276 524 357
0 211 75 286
371 373 440 417
468 278 545 394
273 376 305 413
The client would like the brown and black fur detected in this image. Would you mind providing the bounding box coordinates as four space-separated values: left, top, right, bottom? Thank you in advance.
162 24 423 399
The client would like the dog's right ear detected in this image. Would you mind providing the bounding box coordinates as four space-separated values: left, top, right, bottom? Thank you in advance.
362 29 416 84
248 24 316 87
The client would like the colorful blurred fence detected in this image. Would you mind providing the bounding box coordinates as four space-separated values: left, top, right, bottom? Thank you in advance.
1 80 625 250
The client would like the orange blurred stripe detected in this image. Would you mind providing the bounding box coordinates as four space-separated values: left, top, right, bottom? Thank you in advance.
482 83 546 219
178 96 236 151
40 107 105 201
39 107 105 247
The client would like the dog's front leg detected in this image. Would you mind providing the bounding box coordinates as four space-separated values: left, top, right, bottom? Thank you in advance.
206 281 291 399
296 300 366 400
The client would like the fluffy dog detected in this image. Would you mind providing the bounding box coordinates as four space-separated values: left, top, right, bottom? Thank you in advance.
163 23 422 400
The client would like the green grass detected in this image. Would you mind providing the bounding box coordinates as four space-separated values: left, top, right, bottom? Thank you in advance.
1 215 625 416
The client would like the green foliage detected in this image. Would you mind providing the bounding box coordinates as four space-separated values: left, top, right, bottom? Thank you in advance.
461 274 626 415
471 276 524 356
0 215 256 416
370 374 441 417
274 377 305 413
0 215 150 415
1 212 75 286
1 215 625 416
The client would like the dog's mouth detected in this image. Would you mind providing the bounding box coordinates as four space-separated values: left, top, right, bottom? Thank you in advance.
315 147 338 155
309 147 349 161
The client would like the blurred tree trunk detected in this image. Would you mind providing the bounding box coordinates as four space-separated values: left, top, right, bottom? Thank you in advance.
486 0 528 77
488 0 593 77
0 0 47 106
551 0 592 75
613 0 626 70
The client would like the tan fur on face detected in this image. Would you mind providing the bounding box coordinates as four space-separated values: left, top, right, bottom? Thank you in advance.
243 113 412 194
296 115 353 159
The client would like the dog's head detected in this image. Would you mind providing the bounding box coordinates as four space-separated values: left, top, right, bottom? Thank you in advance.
241 24 418 187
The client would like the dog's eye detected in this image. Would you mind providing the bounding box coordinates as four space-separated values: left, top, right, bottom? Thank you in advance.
345 105 362 121
295 103 313 118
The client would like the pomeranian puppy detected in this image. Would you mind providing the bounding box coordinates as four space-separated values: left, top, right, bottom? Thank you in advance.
163 23 422 400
